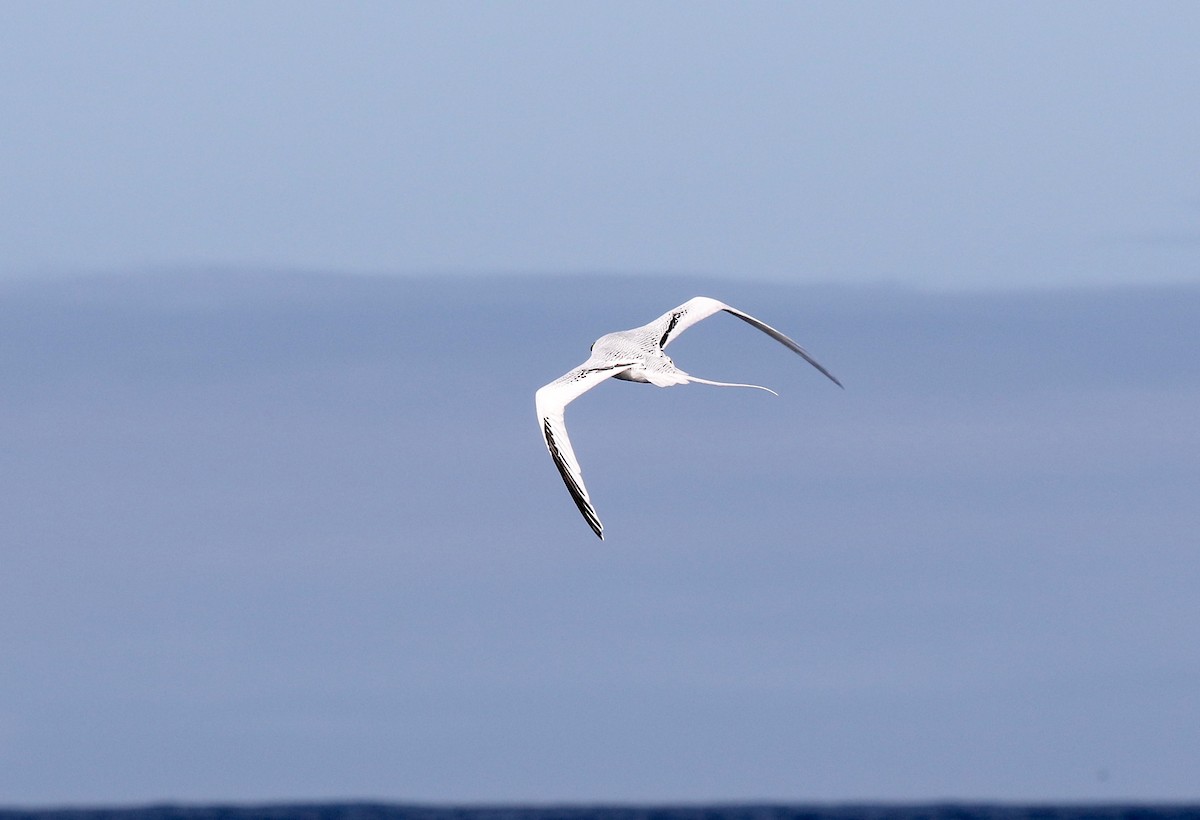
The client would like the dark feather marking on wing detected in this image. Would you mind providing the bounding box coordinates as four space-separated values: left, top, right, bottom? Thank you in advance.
543 418 603 539
583 362 633 376
658 312 683 348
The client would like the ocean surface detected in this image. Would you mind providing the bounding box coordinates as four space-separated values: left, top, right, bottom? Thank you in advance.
2 805 1200 820
3 274 1198 801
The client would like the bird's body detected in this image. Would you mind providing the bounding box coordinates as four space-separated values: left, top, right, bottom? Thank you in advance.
535 296 841 539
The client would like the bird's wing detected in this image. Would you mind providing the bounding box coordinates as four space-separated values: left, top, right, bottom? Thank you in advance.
649 296 843 388
535 360 636 540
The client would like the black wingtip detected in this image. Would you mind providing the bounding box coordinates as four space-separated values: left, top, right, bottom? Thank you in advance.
722 308 843 390
544 417 606 540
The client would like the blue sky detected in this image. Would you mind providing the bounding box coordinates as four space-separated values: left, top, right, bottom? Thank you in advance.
1 1 1199 806
2 1 1198 289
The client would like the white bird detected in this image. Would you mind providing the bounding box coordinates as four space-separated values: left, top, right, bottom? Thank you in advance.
535 296 842 539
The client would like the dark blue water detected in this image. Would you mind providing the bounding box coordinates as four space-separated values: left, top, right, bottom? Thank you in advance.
2 805 1200 820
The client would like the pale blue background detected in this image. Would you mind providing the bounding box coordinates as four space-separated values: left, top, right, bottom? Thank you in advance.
2 1 1199 289
1 1 1198 806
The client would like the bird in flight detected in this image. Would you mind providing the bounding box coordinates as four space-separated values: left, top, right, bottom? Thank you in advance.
535 296 842 539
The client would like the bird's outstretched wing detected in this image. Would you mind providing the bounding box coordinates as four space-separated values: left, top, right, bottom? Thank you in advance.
535 360 636 539
649 296 843 388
